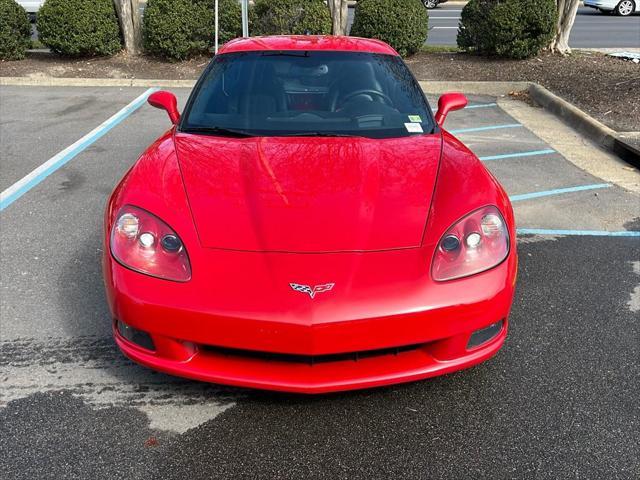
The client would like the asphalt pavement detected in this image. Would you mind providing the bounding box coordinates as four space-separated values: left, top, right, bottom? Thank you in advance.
1 85 639 479
426 4 640 48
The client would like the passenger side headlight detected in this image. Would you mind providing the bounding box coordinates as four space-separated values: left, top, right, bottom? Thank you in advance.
432 206 509 281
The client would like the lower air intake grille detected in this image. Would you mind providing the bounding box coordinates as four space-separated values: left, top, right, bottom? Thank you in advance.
202 343 422 366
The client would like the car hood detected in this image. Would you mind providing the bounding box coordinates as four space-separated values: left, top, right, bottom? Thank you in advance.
174 132 442 253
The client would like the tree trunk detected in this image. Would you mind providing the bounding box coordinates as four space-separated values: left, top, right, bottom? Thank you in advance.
328 0 349 36
113 0 142 55
549 0 580 54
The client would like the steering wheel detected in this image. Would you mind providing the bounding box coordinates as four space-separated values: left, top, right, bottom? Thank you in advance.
333 89 392 111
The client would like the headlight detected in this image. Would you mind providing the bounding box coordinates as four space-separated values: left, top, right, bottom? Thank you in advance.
110 206 191 282
432 206 509 282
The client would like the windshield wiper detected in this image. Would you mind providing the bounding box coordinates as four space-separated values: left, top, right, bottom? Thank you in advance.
278 132 364 138
261 51 309 57
182 127 364 138
181 126 256 138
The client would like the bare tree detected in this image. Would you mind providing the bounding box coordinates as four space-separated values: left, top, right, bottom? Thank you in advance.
328 0 349 36
549 0 580 54
113 0 142 55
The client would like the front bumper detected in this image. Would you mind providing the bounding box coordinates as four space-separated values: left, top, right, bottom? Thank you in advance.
114 320 507 394
105 246 516 393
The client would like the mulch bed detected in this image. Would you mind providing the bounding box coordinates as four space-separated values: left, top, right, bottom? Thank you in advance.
2 50 639 132
407 51 640 133
0 51 209 80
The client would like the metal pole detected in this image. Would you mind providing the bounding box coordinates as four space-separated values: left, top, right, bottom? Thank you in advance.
214 0 219 54
241 0 249 37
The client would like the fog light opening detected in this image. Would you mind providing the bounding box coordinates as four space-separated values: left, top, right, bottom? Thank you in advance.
467 320 504 349
116 320 156 351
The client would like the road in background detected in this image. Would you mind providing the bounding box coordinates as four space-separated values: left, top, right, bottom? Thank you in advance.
426 4 640 48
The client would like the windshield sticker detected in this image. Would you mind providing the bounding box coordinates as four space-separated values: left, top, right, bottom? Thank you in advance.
408 115 422 123
405 123 424 133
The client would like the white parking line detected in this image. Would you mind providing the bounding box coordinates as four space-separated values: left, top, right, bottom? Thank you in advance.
450 124 522 134
480 149 556 161
465 103 498 109
0 88 159 211
510 183 611 202
517 229 640 237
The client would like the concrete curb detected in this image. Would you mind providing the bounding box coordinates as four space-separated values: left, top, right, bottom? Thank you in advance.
4 77 529 96
527 83 639 168
0 76 196 88
497 97 640 193
616 133 640 155
419 78 640 167
419 80 530 96
527 83 617 149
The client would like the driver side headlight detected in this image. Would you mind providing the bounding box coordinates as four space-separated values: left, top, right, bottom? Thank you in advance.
110 206 191 282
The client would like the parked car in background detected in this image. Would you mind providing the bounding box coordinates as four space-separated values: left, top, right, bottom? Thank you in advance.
16 1 45 13
584 0 639 16
423 0 449 9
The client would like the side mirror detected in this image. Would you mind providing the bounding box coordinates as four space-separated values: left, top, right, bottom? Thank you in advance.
148 90 180 125
435 92 468 127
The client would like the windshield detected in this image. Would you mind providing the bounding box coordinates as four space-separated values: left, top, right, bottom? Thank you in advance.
180 51 435 139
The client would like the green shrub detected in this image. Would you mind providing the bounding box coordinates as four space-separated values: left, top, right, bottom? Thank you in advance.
143 0 242 60
251 0 331 36
143 0 210 60
457 0 557 59
350 0 428 57
37 0 122 57
0 0 32 60
200 0 242 45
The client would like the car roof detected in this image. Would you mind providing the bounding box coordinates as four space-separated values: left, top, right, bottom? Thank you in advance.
218 35 399 56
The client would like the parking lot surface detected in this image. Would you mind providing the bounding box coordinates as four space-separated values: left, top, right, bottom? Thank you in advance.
1 85 639 479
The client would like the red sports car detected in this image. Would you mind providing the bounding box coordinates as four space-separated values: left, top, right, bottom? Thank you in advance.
103 36 517 393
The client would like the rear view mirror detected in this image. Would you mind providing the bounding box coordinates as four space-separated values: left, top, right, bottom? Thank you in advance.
435 92 468 127
148 90 180 125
